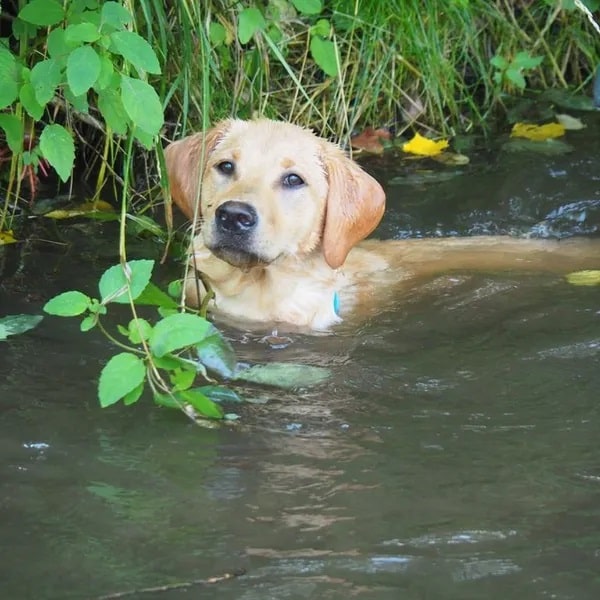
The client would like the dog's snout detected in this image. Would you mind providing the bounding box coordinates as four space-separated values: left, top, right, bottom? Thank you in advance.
215 201 257 233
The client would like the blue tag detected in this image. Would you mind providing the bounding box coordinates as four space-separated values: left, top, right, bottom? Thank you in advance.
333 291 340 316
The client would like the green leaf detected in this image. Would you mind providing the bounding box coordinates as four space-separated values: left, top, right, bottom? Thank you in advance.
133 281 179 309
110 31 161 75
0 46 19 109
196 328 237 379
310 36 338 77
99 259 155 304
171 368 196 391
47 29 75 62
505 67 526 90
67 45 101 96
120 75 164 137
123 382 144 405
291 0 323 14
80 314 97 331
94 54 115 91
209 22 227 46
98 352 146 407
125 214 166 239
234 362 331 389
63 86 89 113
100 1 132 31
0 114 24 153
97 87 128 134
149 313 212 357
65 22 101 44
512 52 543 70
30 58 62 105
0 314 43 341
44 290 91 316
18 0 65 26
126 317 153 344
238 7 266 44
179 389 223 419
132 126 155 150
490 55 508 70
311 18 331 37
19 82 44 120
39 124 75 182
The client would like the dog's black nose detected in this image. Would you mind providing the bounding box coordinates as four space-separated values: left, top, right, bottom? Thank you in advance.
215 201 257 233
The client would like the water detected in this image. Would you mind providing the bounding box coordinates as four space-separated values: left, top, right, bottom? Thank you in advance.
1 116 600 599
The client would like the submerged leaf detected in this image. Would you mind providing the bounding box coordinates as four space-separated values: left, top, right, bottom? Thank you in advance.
511 122 565 141
0 314 43 340
402 132 449 157
502 138 573 156
565 270 600 286
234 362 331 389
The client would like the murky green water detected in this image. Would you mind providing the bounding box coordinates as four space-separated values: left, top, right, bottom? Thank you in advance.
1 117 600 599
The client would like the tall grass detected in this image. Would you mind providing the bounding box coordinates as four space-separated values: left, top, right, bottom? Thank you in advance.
133 0 600 143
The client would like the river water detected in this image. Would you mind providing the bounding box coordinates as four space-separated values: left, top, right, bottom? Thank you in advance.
1 115 599 599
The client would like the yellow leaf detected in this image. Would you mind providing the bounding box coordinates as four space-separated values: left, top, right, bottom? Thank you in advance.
402 132 449 156
0 230 18 245
565 270 600 286
43 200 115 220
510 122 565 141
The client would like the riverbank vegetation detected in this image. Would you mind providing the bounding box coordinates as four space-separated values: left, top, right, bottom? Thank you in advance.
1 0 598 216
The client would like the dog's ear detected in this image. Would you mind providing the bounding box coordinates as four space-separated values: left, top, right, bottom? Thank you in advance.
320 144 386 269
165 121 230 220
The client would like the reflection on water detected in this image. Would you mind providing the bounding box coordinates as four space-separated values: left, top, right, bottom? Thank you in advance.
1 118 600 599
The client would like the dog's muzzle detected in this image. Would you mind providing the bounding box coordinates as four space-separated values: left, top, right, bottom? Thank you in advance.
209 200 266 269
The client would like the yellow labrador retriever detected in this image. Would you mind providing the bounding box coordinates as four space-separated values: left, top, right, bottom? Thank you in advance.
165 119 598 330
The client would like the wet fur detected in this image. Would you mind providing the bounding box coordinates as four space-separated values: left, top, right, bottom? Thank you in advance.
165 119 599 331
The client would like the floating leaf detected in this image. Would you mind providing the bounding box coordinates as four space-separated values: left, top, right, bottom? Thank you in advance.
432 152 470 166
234 362 331 389
0 229 18 245
511 122 565 141
555 113 585 131
350 127 391 155
43 200 115 219
0 314 43 341
402 132 449 157
99 352 146 407
565 270 600 286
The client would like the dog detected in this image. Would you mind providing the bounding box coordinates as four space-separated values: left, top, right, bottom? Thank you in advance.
165 119 598 331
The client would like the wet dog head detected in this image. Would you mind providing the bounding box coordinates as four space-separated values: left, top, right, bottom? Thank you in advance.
165 119 385 270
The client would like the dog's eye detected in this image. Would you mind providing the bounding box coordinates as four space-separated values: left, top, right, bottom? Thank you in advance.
282 173 305 188
216 160 235 176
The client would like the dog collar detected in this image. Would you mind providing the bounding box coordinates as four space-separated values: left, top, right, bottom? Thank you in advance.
333 291 340 316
